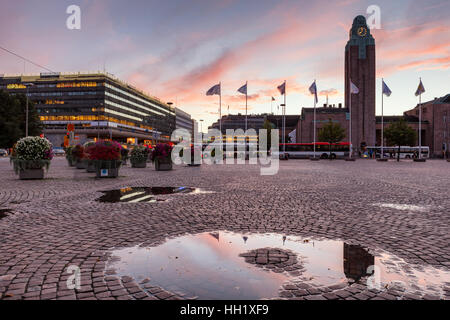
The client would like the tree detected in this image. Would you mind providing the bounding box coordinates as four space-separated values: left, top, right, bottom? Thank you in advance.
318 119 346 159
0 90 43 149
384 119 417 162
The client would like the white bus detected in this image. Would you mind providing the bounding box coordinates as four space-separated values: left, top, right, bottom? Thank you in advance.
366 146 430 159
277 142 351 159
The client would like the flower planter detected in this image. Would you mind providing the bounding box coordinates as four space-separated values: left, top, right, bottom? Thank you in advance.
19 168 45 180
86 161 96 173
131 161 147 168
155 158 172 171
94 160 122 178
66 157 76 167
76 159 88 169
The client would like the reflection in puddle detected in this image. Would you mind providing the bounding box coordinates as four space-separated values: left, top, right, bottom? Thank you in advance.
97 187 198 203
106 231 449 300
0 209 12 220
373 203 430 212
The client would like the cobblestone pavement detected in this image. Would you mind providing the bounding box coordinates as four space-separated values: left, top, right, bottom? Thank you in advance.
0 157 449 300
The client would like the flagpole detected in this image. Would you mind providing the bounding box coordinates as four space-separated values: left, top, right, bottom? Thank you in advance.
349 79 352 159
245 81 248 131
219 82 222 137
283 81 286 154
419 78 422 159
381 78 384 159
313 80 317 159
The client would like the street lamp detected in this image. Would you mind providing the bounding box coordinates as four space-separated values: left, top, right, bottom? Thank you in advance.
24 83 34 137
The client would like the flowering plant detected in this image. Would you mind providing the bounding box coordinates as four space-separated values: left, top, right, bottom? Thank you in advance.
150 143 173 162
83 141 96 160
65 146 74 159
12 136 53 173
88 140 122 161
130 145 150 163
71 144 86 161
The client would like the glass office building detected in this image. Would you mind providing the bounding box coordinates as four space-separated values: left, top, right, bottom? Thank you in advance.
0 72 176 146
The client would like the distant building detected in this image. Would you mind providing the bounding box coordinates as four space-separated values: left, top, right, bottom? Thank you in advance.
345 15 376 150
209 114 300 143
402 95 450 157
175 107 194 138
0 72 176 146
293 15 449 158
296 104 348 144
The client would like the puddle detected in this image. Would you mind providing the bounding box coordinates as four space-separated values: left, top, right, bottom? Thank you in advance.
97 187 199 203
0 209 12 220
105 231 450 300
373 203 430 212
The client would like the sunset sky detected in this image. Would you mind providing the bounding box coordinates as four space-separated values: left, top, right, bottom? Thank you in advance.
0 0 449 129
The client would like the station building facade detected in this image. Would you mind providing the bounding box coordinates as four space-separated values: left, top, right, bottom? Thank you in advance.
0 72 177 146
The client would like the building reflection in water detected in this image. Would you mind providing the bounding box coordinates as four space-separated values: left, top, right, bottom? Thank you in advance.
344 244 375 281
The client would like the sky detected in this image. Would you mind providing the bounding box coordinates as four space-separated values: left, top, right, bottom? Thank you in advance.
0 0 449 130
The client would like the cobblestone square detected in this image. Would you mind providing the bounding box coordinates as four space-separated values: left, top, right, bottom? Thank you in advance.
0 158 449 300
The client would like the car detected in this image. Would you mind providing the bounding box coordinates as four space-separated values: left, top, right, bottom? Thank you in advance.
0 149 8 157
53 148 66 156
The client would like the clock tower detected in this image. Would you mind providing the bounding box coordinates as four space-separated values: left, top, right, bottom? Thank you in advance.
345 15 376 152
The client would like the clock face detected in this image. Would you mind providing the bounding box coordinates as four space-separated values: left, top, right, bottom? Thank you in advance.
357 27 367 37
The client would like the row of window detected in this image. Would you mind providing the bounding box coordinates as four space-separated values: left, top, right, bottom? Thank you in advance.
0 82 102 89
105 83 174 116
40 115 154 131
27 91 101 97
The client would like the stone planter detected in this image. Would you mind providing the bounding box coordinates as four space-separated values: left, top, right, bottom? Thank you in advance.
94 160 121 178
86 161 96 173
67 158 76 167
76 159 88 169
19 168 45 180
131 160 147 168
155 158 173 171
96 167 120 178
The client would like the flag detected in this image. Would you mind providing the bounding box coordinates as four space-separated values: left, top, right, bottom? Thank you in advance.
350 81 359 94
277 82 286 95
237 83 247 95
206 83 221 96
415 79 425 96
271 96 275 101
382 80 392 97
309 81 318 104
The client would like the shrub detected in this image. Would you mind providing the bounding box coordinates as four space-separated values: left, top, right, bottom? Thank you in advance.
65 146 74 160
130 145 150 163
151 143 173 162
71 144 86 161
88 140 122 161
12 136 53 173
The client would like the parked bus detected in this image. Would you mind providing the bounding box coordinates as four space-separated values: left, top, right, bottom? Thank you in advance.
366 146 430 159
278 142 350 159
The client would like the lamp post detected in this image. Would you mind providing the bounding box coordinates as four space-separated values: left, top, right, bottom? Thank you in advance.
24 83 34 137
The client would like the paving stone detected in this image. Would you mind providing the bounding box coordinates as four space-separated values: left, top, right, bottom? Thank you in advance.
0 158 448 301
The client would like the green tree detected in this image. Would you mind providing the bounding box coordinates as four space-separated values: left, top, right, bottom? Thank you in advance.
384 119 417 162
318 119 346 159
0 90 43 149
